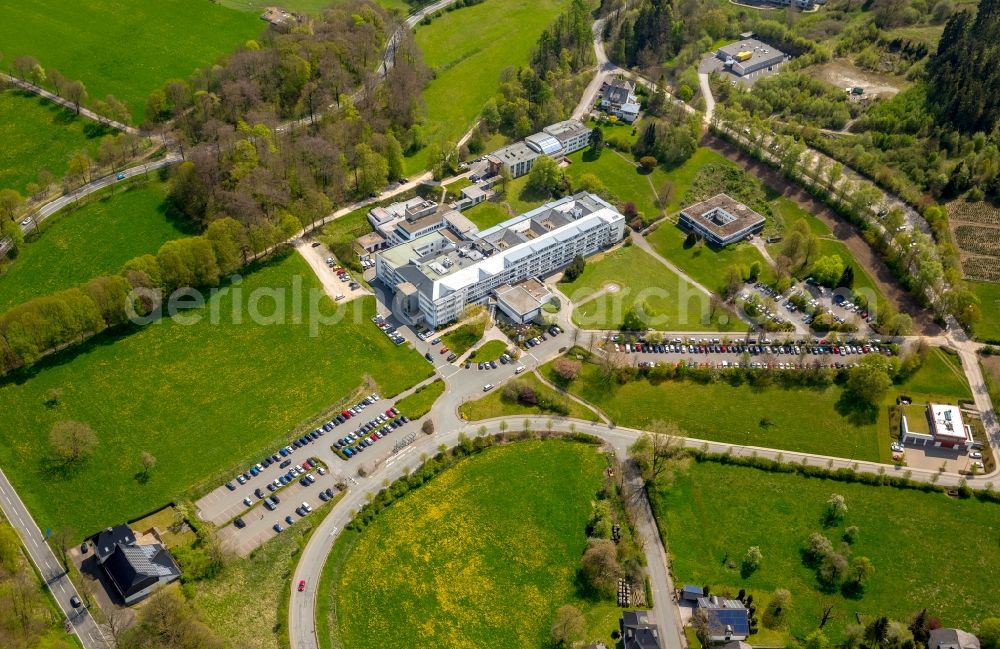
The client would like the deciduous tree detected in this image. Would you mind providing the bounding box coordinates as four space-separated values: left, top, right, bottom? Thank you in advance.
49 421 98 466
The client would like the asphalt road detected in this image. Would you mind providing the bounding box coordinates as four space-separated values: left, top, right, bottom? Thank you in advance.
0 154 183 255
0 466 107 649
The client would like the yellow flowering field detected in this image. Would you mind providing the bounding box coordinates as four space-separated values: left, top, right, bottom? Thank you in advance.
319 440 620 648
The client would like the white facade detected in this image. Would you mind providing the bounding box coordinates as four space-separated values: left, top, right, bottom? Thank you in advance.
377 193 625 327
486 120 593 178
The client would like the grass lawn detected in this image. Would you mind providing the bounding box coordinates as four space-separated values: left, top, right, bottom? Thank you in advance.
770 195 831 237
458 371 601 422
404 0 569 174
895 348 971 402
0 253 432 534
0 0 263 120
443 317 487 356
218 0 414 14
0 181 195 312
318 440 622 649
970 281 1000 342
559 246 744 331
0 91 114 193
470 339 508 362
394 379 445 419
190 492 344 649
646 224 775 295
463 200 512 230
564 149 664 223
654 460 1000 641
663 148 737 215
544 360 882 460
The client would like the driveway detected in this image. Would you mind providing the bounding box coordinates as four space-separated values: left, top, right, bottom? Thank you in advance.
296 241 369 303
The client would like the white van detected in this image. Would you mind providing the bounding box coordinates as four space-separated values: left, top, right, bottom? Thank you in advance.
514 366 526 374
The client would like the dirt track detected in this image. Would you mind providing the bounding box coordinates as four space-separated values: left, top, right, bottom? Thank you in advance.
704 134 941 337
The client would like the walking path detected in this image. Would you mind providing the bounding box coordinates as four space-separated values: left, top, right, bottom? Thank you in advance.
2 73 139 135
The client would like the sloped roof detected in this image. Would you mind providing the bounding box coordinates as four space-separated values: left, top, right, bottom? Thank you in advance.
95 524 135 563
929 629 981 649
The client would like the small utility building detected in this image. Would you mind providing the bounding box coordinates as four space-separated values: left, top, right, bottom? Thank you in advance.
716 39 787 77
679 194 766 247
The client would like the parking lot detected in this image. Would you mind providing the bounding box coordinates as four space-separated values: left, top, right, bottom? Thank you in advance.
197 391 431 556
742 279 877 336
605 335 892 371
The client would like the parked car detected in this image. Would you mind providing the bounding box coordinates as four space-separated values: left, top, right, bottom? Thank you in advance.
273 523 283 533
234 518 246 529
243 496 252 507
285 515 295 526
225 481 236 491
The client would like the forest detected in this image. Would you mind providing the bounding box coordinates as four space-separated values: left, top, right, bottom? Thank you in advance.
0 0 430 376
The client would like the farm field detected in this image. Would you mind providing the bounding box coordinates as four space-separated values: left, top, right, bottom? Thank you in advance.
318 440 622 649
0 0 263 120
459 371 601 422
394 379 444 420
970 281 1000 342
654 460 1000 641
558 246 744 331
646 224 776 295
0 91 112 193
0 253 432 534
0 182 195 312
543 359 882 460
405 0 569 174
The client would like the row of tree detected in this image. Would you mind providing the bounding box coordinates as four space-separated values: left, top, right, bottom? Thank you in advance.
0 215 296 376
4 53 93 117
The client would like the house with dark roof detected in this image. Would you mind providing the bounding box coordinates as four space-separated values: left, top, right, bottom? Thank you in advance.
622 610 664 649
681 584 704 602
601 78 641 122
928 628 981 649
696 596 751 643
95 523 181 605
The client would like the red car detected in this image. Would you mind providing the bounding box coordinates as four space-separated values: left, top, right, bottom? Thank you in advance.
440 347 450 354
297 580 306 592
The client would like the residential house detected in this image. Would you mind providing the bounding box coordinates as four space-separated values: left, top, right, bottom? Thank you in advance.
622 610 664 649
600 78 641 123
696 596 751 643
95 523 181 605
